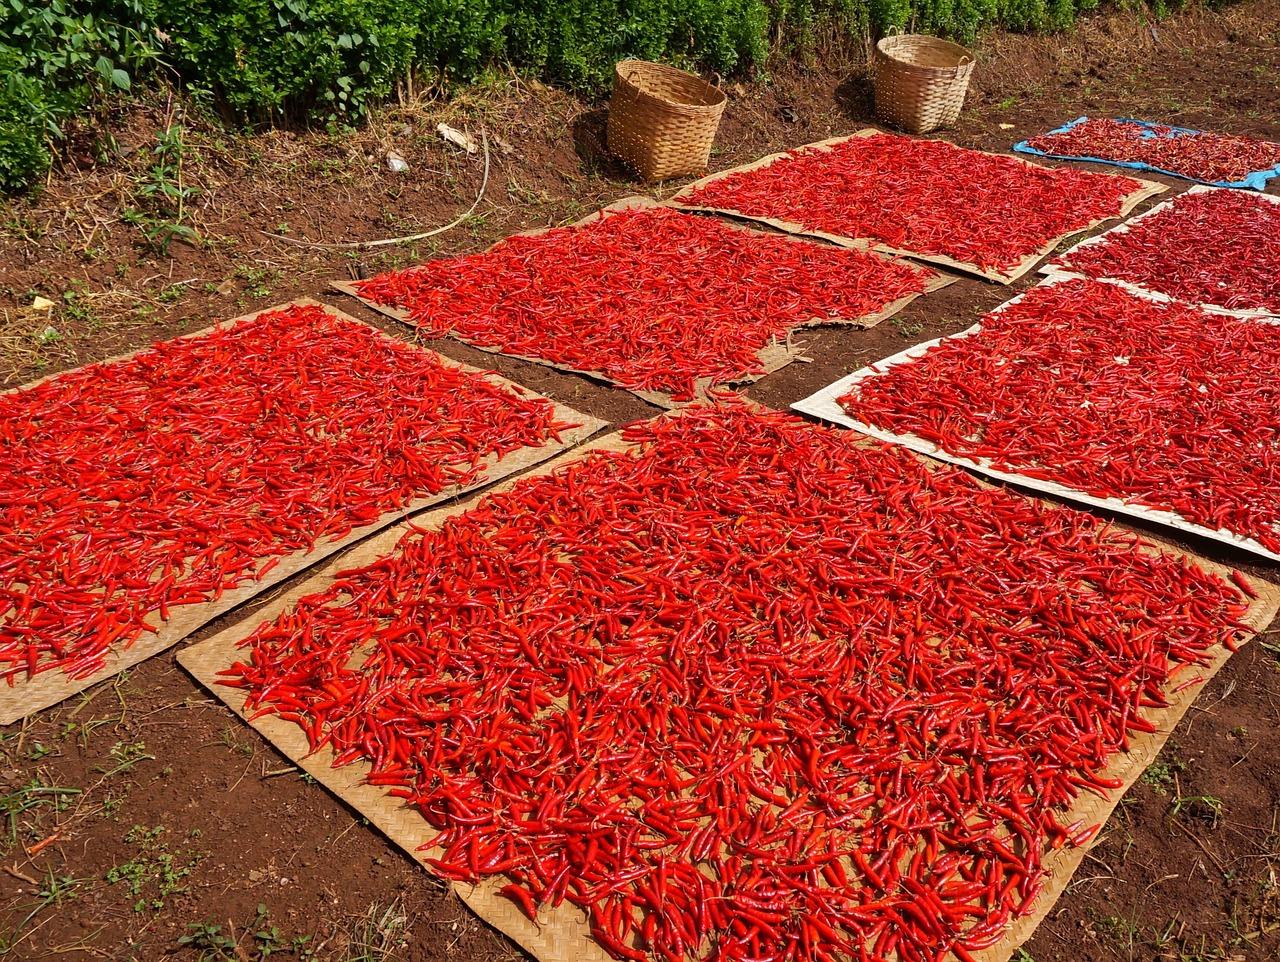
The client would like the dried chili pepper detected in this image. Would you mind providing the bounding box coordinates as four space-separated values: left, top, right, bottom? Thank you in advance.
1022 118 1280 185
839 277 1280 554
223 400 1251 962
1054 187 1280 315
354 205 936 400
678 132 1144 273
0 303 573 684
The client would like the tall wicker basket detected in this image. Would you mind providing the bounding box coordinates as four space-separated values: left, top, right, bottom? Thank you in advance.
873 34 974 135
607 60 727 182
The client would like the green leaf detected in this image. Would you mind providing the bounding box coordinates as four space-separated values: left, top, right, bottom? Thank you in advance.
111 69 131 90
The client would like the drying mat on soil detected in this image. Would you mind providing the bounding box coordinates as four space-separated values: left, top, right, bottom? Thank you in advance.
182 400 1277 962
794 275 1280 560
1015 116 1280 191
0 299 603 725
334 196 952 407
1044 186 1280 319
672 129 1164 284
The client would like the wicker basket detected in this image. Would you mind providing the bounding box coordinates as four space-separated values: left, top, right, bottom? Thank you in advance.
873 34 974 134
607 60 727 182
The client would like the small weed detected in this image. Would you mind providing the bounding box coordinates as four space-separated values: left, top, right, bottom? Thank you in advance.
218 725 255 759
233 264 280 300
104 824 205 912
0 870 88 955
1171 793 1224 828
98 740 154 778
158 283 189 305
178 921 238 958
61 283 98 326
125 123 199 254
1 778 82 852
1140 748 1185 795
177 905 313 961
1093 912 1140 947
893 316 925 339
343 900 408 962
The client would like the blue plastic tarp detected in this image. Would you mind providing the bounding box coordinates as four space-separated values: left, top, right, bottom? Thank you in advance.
1013 116 1280 191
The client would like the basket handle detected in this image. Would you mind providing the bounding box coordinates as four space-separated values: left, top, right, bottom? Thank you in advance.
709 71 723 89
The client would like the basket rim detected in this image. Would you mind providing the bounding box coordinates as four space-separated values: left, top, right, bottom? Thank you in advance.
614 58 728 110
875 34 973 72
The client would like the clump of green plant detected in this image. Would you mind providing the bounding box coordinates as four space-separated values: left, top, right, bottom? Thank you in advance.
1 777 82 853
104 824 205 912
1140 747 1185 795
178 904 313 960
122 122 198 253
0 0 159 191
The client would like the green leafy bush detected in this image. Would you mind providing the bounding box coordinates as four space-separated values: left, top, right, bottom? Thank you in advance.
1 0 159 191
0 51 53 191
1 0 1188 192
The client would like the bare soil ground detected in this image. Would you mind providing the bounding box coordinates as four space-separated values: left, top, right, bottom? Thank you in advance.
2 3 1279 960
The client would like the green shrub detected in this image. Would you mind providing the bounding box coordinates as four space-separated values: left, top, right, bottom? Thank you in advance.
0 0 1191 192
0 51 53 191
0 0 158 191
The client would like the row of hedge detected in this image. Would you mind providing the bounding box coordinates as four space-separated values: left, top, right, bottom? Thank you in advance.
4 0 1177 193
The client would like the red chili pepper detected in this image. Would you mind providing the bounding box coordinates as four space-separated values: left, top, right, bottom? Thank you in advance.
0 303 575 684
353 205 936 401
222 400 1249 962
1024 117 1280 184
1055 187 1280 315
678 131 1144 273
840 277 1280 557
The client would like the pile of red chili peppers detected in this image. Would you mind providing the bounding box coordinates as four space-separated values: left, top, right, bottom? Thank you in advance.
0 303 572 683
221 401 1250 962
354 206 935 400
1022 118 1280 184
677 132 1143 273
1056 188 1280 315
840 278 1280 553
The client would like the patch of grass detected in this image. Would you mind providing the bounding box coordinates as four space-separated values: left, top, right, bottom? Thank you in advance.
233 264 280 300
0 870 89 955
342 900 408 962
893 316 925 339
217 724 256 759
1092 911 1140 948
1171 793 1224 829
61 283 98 327
104 824 206 913
0 777 82 853
158 283 190 305
97 740 155 778
177 904 314 961
1140 746 1185 796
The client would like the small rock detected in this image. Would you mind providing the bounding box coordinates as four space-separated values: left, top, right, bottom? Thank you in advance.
777 105 799 124
30 295 54 311
386 150 410 173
